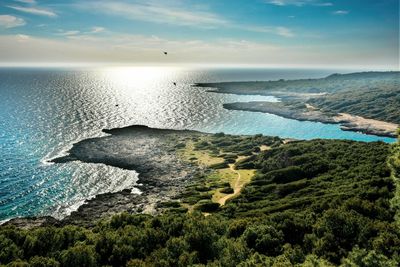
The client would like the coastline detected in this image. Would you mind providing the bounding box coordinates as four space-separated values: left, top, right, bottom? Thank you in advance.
223 101 398 138
3 125 282 227
194 71 399 139
2 122 396 229
5 125 206 227
3 71 399 227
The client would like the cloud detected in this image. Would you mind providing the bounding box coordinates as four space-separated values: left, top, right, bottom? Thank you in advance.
14 0 36 4
90 26 105 33
266 0 332 6
0 33 397 68
16 34 30 42
0 15 25 28
73 1 294 38
241 25 295 37
333 10 349 15
74 1 227 28
7 5 57 17
276 27 294 37
0 33 284 65
56 27 105 38
56 30 80 36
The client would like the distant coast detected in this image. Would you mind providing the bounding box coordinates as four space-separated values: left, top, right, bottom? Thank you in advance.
223 101 398 138
196 71 400 138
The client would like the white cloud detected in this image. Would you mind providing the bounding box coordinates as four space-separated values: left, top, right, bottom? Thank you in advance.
56 30 80 36
0 15 25 28
333 10 349 15
315 2 333 6
14 0 36 4
266 0 332 6
7 5 57 17
240 25 295 37
57 27 105 37
276 27 295 37
73 1 294 38
75 1 227 28
16 34 30 42
0 34 397 68
0 33 284 64
90 26 105 33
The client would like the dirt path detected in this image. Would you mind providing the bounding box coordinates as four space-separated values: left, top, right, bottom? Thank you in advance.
217 164 242 205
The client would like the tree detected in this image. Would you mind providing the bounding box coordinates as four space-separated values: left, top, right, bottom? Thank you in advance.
243 224 284 256
60 244 97 267
341 247 398 267
0 236 22 264
29 256 60 267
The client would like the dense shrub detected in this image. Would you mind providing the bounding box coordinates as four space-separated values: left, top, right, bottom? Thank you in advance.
220 187 234 194
0 138 399 266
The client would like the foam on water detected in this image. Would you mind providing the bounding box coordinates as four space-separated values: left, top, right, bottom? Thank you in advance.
0 66 395 220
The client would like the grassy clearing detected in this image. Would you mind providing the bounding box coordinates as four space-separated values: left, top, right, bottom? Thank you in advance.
213 165 256 205
179 138 224 167
176 139 265 211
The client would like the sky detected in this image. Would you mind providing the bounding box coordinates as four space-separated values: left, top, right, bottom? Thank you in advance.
0 0 398 68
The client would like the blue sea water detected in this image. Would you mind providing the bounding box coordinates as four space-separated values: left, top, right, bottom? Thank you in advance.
0 66 395 221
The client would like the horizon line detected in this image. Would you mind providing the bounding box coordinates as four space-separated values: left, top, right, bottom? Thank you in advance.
0 62 398 71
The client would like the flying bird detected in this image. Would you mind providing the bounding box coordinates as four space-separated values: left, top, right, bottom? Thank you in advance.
173 82 177 86
163 51 168 55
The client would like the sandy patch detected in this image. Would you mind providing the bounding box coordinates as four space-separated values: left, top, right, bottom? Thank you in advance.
334 113 399 133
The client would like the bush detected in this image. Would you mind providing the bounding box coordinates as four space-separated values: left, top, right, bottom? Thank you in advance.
243 224 284 256
60 245 97 267
175 143 186 149
220 187 234 194
29 256 60 267
210 162 229 169
194 201 220 212
341 247 398 267
0 236 22 264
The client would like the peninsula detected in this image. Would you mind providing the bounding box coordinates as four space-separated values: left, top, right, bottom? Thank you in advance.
196 71 400 138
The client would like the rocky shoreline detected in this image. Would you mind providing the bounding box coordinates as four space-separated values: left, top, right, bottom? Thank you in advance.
224 102 398 138
194 72 399 139
5 125 207 227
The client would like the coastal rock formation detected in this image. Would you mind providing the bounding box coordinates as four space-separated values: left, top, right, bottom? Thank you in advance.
224 102 398 138
49 125 203 225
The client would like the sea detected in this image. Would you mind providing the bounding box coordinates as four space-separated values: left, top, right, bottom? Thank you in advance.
0 66 395 221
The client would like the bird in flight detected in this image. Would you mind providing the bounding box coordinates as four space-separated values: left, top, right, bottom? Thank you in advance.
173 82 176 86
163 51 168 55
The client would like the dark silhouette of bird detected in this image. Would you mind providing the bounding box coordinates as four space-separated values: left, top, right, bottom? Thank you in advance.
163 51 168 55
173 82 176 86
115 104 119 107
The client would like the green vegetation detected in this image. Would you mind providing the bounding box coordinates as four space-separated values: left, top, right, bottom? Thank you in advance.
223 139 399 265
389 131 400 224
178 134 279 209
199 71 400 124
198 71 399 95
1 134 400 266
309 86 400 124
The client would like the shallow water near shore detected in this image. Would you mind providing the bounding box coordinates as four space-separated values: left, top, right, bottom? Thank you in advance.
0 66 395 221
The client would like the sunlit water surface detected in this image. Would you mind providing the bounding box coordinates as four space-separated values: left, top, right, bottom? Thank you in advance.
0 67 395 220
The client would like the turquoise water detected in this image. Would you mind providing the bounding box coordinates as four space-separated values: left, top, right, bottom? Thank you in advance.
0 66 395 220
